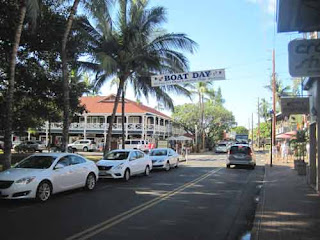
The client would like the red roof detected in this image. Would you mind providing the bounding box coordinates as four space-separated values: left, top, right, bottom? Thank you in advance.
80 95 170 119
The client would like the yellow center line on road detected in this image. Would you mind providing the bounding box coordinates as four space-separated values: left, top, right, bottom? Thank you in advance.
66 167 223 240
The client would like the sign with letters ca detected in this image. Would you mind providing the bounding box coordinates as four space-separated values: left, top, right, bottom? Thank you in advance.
289 39 320 77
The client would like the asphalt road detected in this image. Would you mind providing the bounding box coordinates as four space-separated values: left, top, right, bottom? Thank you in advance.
0 152 265 240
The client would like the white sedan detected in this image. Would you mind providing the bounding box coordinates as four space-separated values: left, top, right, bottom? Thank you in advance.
149 148 179 171
0 153 98 202
96 149 152 181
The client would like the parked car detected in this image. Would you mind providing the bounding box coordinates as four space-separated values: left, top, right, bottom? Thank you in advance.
0 153 98 201
149 148 179 171
96 149 152 181
119 139 149 151
215 142 228 153
68 139 97 152
0 140 3 150
14 141 46 153
226 144 256 169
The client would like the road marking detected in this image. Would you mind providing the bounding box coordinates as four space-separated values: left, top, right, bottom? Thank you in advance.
66 167 223 240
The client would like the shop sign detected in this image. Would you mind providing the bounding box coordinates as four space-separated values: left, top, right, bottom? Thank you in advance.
289 39 320 77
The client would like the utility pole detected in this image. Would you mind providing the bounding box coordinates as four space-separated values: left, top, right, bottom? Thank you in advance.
251 113 254 147
257 98 260 148
272 49 276 148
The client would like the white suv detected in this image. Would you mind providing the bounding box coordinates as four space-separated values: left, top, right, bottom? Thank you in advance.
68 139 97 152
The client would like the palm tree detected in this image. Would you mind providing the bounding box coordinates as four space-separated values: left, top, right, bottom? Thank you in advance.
259 98 271 122
3 0 40 170
265 74 291 109
188 82 213 149
80 0 197 157
60 0 112 152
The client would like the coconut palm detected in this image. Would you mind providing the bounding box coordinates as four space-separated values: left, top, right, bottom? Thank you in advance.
60 0 113 152
3 0 40 170
259 98 271 122
188 82 213 149
80 0 197 157
265 75 291 106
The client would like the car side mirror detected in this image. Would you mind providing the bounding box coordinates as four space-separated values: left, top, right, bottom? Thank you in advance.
55 163 65 170
130 157 136 161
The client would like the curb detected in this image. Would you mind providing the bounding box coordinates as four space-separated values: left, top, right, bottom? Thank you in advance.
251 164 268 240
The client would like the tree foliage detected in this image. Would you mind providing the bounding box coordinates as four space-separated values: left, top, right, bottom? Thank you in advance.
231 126 249 135
0 0 89 137
172 101 235 143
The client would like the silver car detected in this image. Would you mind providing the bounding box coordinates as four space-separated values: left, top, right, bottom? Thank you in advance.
215 143 228 153
226 144 256 169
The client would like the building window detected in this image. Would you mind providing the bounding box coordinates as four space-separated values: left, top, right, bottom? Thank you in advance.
129 117 140 124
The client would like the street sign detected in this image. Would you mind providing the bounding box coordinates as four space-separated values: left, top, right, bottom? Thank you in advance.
151 69 225 87
288 39 320 77
280 97 310 115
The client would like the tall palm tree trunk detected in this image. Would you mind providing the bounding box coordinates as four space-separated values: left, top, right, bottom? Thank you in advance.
61 0 80 152
201 94 205 150
104 78 124 158
3 2 27 170
121 89 126 149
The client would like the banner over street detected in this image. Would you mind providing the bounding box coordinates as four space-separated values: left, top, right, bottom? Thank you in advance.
151 69 226 87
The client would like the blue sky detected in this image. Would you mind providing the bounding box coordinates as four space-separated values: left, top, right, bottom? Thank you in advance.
100 0 302 128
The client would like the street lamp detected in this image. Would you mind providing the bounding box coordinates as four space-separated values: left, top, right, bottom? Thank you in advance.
269 110 274 167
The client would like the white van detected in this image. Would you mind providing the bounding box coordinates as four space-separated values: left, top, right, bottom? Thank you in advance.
120 140 149 151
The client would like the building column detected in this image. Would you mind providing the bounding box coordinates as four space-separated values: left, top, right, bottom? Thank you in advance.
84 115 87 140
159 118 162 137
45 121 49 147
142 115 145 140
153 116 156 136
309 122 317 187
126 116 129 139
104 115 107 147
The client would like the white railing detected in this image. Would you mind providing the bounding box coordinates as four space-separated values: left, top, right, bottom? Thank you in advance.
45 122 177 133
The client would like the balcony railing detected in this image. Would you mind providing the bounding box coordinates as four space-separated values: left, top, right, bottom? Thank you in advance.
46 122 175 133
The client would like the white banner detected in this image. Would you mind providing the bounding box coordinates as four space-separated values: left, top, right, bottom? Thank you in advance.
151 69 226 87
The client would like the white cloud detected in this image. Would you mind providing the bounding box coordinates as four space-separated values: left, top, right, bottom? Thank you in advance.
246 0 276 15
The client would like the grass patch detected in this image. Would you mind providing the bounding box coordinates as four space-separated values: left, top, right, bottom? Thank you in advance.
83 155 103 162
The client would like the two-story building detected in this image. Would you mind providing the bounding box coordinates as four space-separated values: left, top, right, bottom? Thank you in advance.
38 95 185 147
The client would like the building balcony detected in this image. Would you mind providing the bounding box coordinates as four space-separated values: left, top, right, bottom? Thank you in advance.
45 122 174 134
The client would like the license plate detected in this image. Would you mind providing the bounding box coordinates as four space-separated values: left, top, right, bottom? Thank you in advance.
99 171 107 176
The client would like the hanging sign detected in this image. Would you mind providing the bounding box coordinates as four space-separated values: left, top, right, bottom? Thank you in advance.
289 39 320 77
280 97 310 115
151 69 226 87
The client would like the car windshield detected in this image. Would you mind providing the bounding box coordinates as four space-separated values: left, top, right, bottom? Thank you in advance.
150 149 167 156
105 151 129 160
15 156 57 169
230 146 251 155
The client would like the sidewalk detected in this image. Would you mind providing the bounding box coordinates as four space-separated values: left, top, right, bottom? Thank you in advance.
252 161 320 240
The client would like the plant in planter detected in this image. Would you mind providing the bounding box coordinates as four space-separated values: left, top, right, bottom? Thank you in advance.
295 130 307 175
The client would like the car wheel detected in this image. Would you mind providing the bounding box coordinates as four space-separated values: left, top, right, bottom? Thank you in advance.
83 146 88 152
123 169 130 181
38 150 43 153
226 164 231 169
175 160 179 168
165 161 170 171
36 181 52 202
85 173 96 190
144 166 150 176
